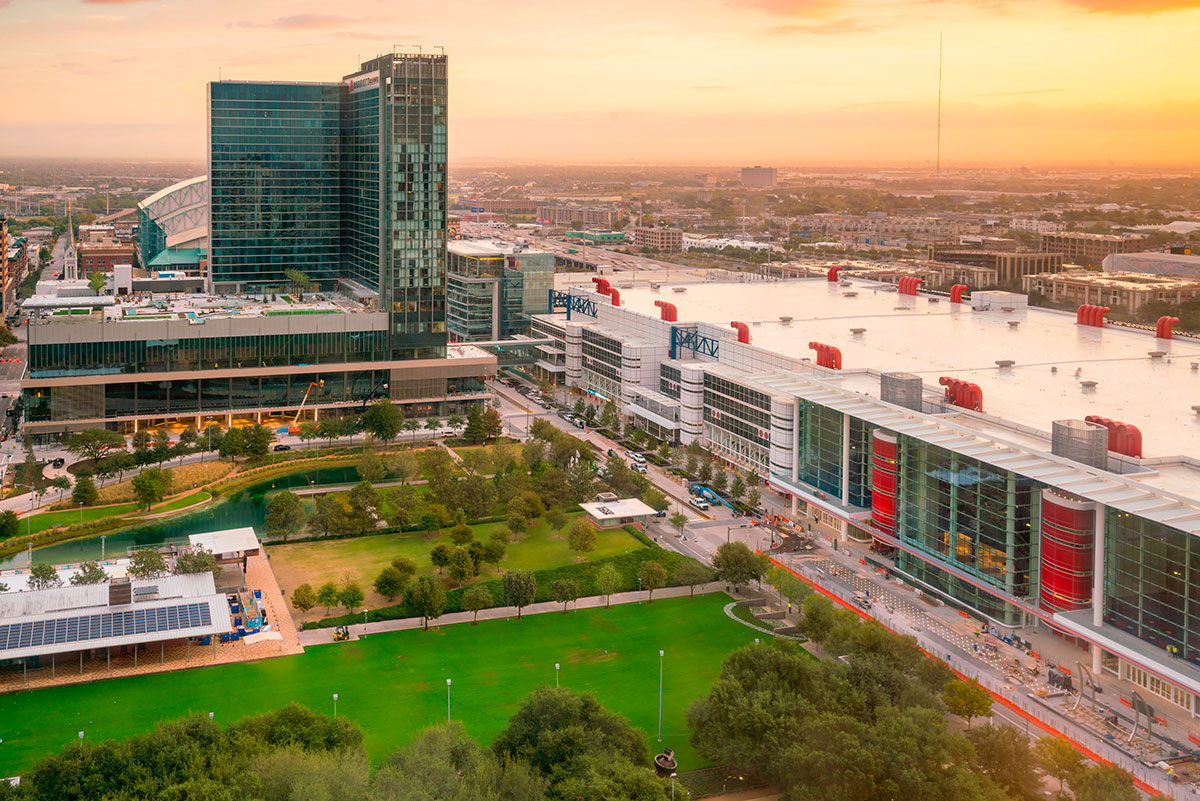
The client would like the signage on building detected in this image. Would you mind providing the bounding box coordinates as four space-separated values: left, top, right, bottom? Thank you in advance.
471 207 485 213
345 71 380 94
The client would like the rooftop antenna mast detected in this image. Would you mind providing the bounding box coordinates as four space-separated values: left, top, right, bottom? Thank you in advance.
936 33 943 176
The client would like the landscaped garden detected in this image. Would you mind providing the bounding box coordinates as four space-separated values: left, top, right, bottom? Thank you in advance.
0 593 755 777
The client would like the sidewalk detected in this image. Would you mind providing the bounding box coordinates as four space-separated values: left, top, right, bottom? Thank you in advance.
299 582 728 645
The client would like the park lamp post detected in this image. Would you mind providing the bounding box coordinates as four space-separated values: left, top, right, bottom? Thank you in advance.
555 662 560 688
658 650 665 742
77 731 84 750
671 772 677 800
363 608 369 627
446 679 452 724
333 693 338 718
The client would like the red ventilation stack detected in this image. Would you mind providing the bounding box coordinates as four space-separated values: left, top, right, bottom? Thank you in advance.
808 342 843 370
1084 415 1143 458
1075 304 1110 327
729 321 750 344
608 288 620 307
949 284 967 304
654 300 678 322
938 376 984 412
827 266 843 282
592 277 611 294
898 276 924 295
1156 315 1181 339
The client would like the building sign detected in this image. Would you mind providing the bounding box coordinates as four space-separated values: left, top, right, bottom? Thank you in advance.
345 71 380 94
471 207 485 213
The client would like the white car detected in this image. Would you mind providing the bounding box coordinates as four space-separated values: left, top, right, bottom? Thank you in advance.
631 463 647 474
625 450 646 463
688 496 710 511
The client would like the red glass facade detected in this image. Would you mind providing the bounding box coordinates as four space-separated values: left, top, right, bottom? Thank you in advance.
871 430 898 552
1039 489 1096 612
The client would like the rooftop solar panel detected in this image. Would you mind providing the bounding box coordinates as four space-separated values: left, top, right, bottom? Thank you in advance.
0 602 214 654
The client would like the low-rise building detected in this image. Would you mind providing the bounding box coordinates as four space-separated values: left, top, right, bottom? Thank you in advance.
1040 232 1148 262
632 227 683 252
1103 252 1200 279
77 238 136 274
740 166 777 188
1010 216 1065 234
536 204 622 229
927 245 1063 283
1021 269 1200 314
446 240 554 341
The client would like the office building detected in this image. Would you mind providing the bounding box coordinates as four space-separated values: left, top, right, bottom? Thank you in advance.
77 238 135 274
632 227 683 252
535 204 622 229
740 166 777 188
1040 232 1148 262
532 275 1200 716
21 53 495 439
927 244 1063 283
446 240 553 341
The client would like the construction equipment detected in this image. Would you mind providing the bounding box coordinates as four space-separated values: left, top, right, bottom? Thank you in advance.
292 380 325 423
333 625 350 642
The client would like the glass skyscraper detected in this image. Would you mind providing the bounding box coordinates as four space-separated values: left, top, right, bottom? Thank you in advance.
207 52 448 359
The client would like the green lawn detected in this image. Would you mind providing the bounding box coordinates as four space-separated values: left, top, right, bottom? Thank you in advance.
149 490 212 514
269 516 642 622
0 594 752 776
21 503 137 535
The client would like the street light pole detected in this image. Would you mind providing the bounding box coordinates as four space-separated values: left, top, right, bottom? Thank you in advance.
446 678 452 723
333 693 338 718
658 649 664 743
555 662 560 688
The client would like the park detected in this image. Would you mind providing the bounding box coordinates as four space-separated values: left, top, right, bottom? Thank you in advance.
0 593 755 777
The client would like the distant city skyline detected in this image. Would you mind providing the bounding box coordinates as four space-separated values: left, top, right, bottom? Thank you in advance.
0 0 1197 166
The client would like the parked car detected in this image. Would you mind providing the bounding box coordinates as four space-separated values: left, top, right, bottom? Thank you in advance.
625 450 646 463
50 457 65 468
607 448 617 458
273 444 292 452
631 463 647 474
688 496 710 511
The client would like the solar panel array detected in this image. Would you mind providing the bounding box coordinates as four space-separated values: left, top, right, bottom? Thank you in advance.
0 602 213 653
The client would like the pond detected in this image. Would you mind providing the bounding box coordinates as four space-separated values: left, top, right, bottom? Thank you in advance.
0 464 365 568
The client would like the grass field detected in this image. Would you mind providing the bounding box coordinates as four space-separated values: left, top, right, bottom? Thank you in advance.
0 594 752 777
21 503 137 535
269 516 643 622
148 490 212 514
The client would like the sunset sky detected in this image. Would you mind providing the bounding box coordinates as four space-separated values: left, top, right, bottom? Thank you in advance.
1 0 1197 166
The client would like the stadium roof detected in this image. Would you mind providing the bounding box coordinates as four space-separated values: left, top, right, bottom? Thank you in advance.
0 573 229 661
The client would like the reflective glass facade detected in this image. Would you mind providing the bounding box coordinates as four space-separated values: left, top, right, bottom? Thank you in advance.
1105 512 1200 666
208 82 343 289
445 248 553 342
796 400 843 496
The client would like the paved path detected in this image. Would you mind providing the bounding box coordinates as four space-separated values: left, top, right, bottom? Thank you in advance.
299 582 731 645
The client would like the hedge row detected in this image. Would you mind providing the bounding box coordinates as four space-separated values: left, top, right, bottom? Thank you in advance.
307 532 709 629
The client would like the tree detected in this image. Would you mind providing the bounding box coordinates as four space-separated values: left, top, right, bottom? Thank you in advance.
152 429 172 465
127 548 167 579
264 491 305 541
362 398 404 444
482 408 503 441
110 450 135 480
316 581 339 615
482 537 506 571
357 449 386 481
309 494 346 538
337 580 364 614
463 584 493 624
71 475 99 506
745 487 761 510
551 579 580 613
88 271 106 293
711 469 728 494
297 421 319 444
698 460 713 483
522 439 545 472
430 543 452 574
966 724 1042 801
317 416 346 446
65 428 126 463
69 560 108 585
390 556 417 586
766 566 810 608
462 404 487 443
449 520 475 546
672 560 712 597
402 417 421 441
28 562 62 590
291 583 316 613
346 480 378 534
50 475 71 502
201 423 224 452
387 450 421 485
711 541 763 588
219 427 245 461
641 487 669 514
447 546 475 584
0 510 18 541
1071 763 1139 801
424 416 442 435
545 506 568 532
595 563 621 608
131 467 170 510
800 593 836 643
685 453 699 476
245 424 274 458
730 475 746 502
502 569 536 618
405 575 446 631
942 677 993 728
669 512 688 537
445 413 465 435
1035 735 1084 792
638 560 667 602
176 547 221 578
567 516 597 557
178 426 198 450
507 508 530 537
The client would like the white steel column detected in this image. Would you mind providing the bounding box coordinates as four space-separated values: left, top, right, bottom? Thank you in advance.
1092 503 1106 673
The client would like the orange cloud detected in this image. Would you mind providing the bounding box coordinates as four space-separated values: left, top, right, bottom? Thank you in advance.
1062 0 1200 11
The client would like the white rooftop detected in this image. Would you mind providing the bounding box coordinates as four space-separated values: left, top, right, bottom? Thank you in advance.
616 277 1200 461
448 239 549 257
188 527 259 555
579 498 658 520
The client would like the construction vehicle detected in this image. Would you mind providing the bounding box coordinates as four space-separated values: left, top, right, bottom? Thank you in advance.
333 625 350 642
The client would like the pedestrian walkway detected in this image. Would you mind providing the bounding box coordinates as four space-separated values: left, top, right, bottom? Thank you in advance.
299 582 727 645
